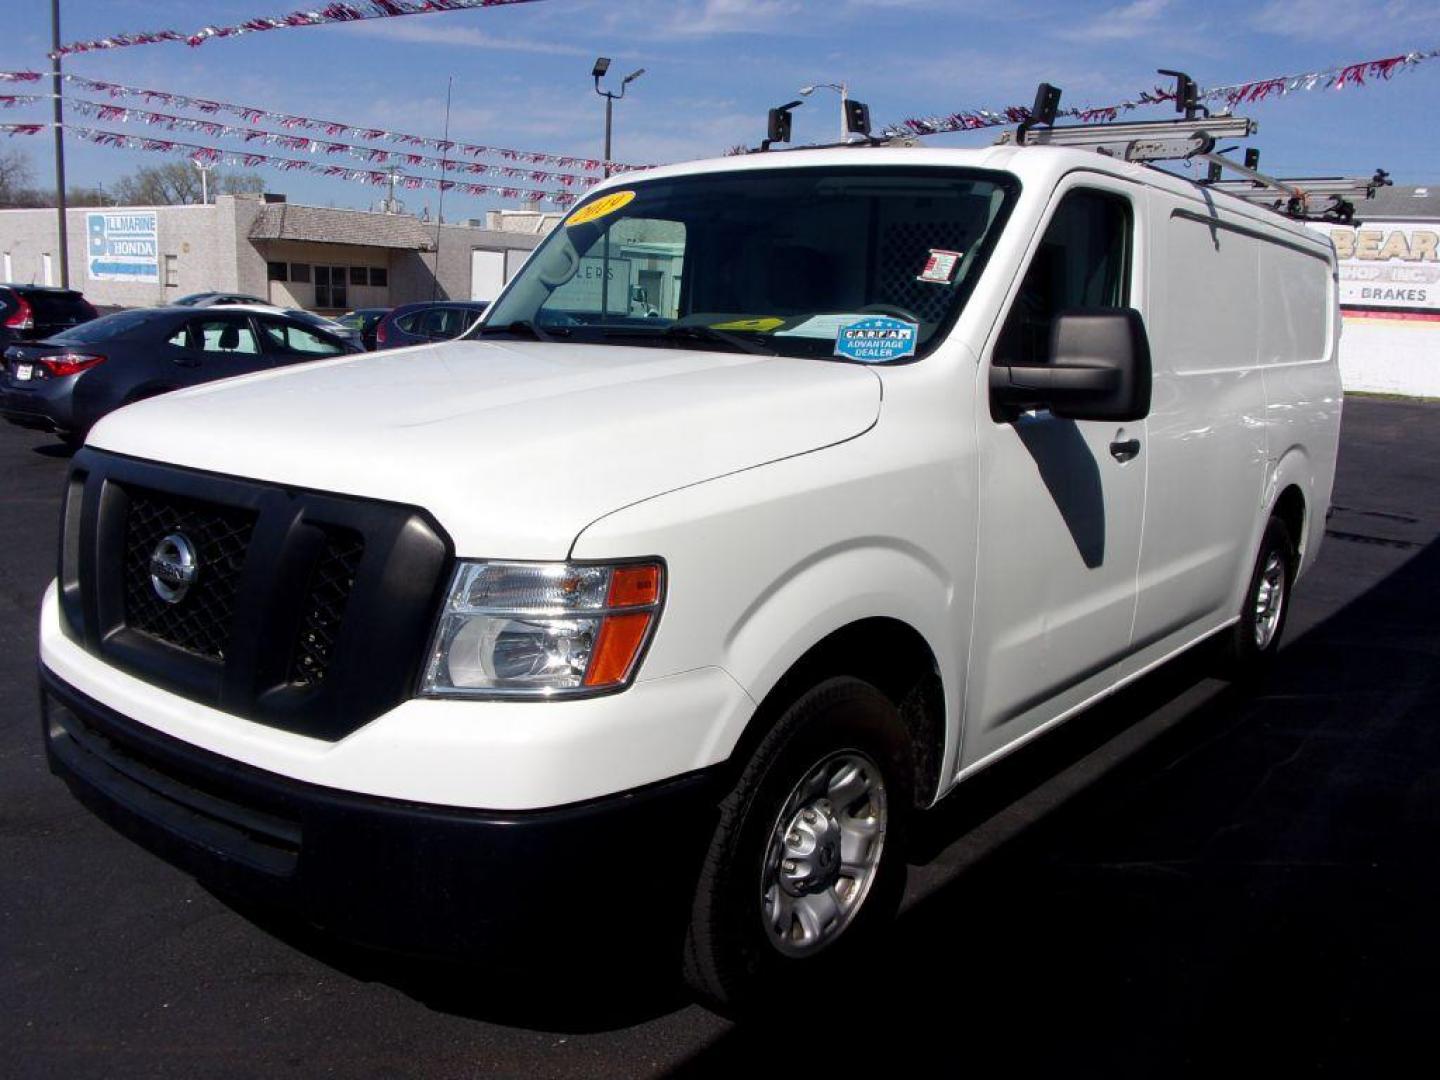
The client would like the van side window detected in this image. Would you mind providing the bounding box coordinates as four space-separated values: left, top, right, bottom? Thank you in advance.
995 189 1132 367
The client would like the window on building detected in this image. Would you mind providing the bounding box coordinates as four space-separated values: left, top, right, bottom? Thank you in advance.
314 265 347 310
291 263 312 283
349 266 368 286
267 261 289 282
164 254 179 288
369 266 388 288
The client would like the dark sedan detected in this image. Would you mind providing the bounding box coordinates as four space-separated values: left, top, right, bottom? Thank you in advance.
335 307 392 351
1 306 359 447
374 300 487 349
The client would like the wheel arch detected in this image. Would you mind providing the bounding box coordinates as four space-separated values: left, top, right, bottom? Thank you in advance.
1266 444 1314 570
726 616 948 810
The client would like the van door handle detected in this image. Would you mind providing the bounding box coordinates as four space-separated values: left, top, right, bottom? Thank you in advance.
1109 438 1141 462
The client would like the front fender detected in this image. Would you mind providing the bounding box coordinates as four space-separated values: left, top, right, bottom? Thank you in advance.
571 428 974 782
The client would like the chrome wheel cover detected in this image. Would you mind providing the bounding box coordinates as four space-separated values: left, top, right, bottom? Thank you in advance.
1253 550 1287 650
760 750 887 957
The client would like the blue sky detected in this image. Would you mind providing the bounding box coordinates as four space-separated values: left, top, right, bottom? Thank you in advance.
3 0 1438 219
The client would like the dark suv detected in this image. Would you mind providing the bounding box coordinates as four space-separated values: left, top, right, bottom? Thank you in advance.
0 285 98 346
374 301 488 349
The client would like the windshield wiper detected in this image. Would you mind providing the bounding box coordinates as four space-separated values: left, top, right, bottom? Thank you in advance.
472 319 562 342
592 323 777 356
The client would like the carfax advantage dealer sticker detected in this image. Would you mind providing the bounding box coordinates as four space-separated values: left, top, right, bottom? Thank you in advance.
834 317 919 362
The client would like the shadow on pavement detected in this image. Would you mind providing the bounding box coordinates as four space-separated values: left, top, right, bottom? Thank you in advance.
193 530 1440 1060
672 535 1440 1074
29 440 74 460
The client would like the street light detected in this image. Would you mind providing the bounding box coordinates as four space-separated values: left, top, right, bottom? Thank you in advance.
192 157 215 204
593 57 644 176
799 81 848 142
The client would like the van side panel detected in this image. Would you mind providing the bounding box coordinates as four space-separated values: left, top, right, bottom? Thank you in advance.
1131 204 1271 648
1256 238 1342 579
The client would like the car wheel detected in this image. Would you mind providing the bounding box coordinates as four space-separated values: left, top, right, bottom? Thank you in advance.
1220 515 1296 677
683 676 912 1014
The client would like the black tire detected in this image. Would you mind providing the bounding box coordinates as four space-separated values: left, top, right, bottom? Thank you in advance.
58 428 87 450
683 676 913 1014
1219 515 1296 677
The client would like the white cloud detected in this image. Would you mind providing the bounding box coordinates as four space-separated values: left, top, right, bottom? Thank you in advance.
652 0 805 38
1250 0 1440 44
334 18 590 56
1058 0 1172 42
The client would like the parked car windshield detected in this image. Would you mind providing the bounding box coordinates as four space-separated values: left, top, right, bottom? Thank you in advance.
49 309 170 343
480 165 1018 361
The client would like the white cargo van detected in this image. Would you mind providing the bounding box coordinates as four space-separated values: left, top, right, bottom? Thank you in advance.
40 133 1341 1009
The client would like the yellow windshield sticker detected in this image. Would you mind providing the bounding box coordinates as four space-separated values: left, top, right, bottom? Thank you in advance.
566 190 636 227
710 317 785 332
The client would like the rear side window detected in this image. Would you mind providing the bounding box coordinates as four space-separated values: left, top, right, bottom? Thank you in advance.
429 307 480 338
995 189 1132 367
420 308 456 337
258 317 345 356
394 311 421 333
189 318 259 356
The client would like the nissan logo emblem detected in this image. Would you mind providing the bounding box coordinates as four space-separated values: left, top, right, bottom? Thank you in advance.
149 533 199 604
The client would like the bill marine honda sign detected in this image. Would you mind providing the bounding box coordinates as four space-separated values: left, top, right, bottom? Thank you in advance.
86 211 160 285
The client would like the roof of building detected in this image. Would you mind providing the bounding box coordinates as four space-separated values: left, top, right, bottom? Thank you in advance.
1361 184 1440 222
248 203 435 250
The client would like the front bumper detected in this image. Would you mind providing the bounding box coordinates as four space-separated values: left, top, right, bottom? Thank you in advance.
42 664 722 961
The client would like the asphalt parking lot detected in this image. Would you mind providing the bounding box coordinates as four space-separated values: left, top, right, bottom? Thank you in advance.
3 395 1438 1077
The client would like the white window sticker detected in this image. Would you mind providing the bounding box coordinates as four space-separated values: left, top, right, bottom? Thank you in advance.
917 249 963 284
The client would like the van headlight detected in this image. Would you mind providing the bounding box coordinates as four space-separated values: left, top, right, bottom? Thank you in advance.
419 560 664 698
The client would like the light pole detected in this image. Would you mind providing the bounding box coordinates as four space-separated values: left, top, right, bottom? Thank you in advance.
592 57 644 176
193 157 214 204
799 81 848 142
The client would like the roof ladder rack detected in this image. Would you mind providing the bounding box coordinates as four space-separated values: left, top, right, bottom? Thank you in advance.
1204 163 1390 224
995 71 1389 223
996 70 1255 161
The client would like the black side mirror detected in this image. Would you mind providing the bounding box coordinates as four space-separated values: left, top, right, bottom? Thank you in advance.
990 307 1151 422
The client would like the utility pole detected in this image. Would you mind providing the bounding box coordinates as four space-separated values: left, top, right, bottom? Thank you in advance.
50 0 69 287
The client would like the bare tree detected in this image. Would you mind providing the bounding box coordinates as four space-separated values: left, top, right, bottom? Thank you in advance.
112 162 265 205
0 147 44 208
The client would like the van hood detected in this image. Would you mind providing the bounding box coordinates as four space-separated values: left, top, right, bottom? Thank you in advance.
89 339 881 557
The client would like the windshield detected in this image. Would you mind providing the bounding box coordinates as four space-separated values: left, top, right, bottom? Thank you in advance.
480 165 1017 361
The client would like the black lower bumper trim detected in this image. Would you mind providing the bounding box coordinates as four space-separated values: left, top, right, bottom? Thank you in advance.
41 666 721 961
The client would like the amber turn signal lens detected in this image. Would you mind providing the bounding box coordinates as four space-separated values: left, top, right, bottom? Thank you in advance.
584 612 654 687
607 563 662 608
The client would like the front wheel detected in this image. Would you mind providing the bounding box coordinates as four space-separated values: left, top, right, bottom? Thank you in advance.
1219 515 1296 676
683 677 913 1013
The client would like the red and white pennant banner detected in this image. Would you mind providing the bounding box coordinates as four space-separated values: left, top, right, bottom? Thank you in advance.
0 73 640 173
882 47 1440 138
0 122 582 205
59 97 601 187
50 0 548 58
